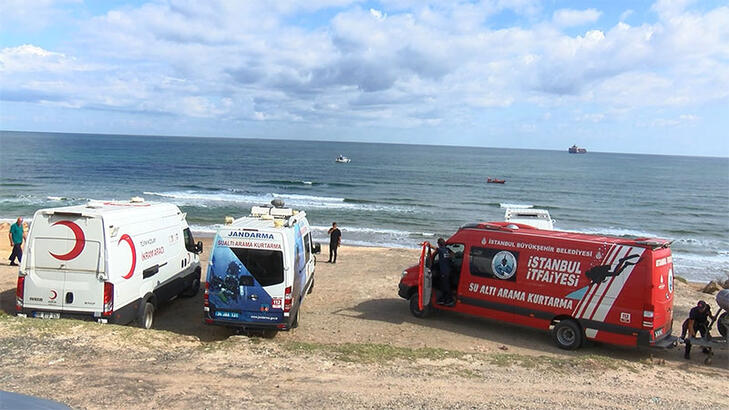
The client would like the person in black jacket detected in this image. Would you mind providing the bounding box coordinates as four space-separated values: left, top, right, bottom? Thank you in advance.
681 300 714 359
327 222 341 263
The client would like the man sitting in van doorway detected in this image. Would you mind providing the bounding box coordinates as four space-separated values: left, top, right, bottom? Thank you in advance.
681 300 714 359
435 238 455 306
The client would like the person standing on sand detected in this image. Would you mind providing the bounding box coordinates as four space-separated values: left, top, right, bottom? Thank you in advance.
8 217 26 266
327 222 341 263
435 238 455 306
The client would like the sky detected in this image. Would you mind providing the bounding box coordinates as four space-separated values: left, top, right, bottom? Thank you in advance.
1 0 728 156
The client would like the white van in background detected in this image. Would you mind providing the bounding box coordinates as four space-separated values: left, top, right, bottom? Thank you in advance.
204 200 320 336
503 206 555 230
16 198 203 329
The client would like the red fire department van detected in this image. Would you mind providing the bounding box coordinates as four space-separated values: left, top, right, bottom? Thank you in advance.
398 222 677 350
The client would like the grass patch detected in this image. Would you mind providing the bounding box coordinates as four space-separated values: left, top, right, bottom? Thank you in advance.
0 313 193 347
0 314 92 335
283 341 633 372
284 341 465 364
487 352 627 372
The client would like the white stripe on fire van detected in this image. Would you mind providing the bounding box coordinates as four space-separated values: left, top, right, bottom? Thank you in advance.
573 244 619 317
573 245 619 318
580 246 632 320
581 246 628 319
589 246 645 322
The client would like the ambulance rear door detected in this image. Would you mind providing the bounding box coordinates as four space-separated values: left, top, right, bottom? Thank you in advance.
25 212 104 314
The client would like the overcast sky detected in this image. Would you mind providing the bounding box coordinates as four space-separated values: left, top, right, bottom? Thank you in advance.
1 0 728 156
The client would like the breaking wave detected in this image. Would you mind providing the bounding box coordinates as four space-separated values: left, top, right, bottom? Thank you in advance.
143 190 408 212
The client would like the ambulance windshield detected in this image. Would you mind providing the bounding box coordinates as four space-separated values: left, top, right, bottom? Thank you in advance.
230 248 284 286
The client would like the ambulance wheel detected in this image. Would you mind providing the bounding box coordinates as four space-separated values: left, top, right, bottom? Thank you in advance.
409 293 432 318
718 312 728 338
181 277 200 298
138 302 155 329
552 320 582 350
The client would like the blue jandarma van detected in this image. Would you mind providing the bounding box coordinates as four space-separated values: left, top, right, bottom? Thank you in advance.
204 200 319 336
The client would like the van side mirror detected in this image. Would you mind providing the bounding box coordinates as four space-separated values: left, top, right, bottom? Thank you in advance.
196 241 204 254
312 242 321 254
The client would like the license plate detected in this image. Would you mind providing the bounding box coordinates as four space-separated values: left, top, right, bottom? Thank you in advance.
34 311 60 319
214 311 240 319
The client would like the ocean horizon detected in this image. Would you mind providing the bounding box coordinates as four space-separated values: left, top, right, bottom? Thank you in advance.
5 130 729 159
1 130 727 283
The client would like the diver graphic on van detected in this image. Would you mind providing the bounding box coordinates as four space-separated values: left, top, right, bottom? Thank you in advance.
585 254 641 284
207 245 278 322
208 261 243 303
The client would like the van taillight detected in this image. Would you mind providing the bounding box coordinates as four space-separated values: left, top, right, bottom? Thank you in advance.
204 282 209 307
642 304 654 328
284 286 292 313
16 276 25 311
102 282 114 316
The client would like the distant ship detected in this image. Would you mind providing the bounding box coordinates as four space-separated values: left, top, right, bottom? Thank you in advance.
568 145 587 154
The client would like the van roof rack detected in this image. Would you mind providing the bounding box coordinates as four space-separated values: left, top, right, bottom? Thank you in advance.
631 239 673 249
245 200 305 228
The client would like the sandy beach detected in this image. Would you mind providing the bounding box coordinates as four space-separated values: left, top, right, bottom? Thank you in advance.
0 231 727 408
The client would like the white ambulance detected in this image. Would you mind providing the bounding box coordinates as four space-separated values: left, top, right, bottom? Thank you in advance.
204 200 320 336
16 198 203 329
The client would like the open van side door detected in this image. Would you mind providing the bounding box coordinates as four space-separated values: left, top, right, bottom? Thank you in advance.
418 242 433 311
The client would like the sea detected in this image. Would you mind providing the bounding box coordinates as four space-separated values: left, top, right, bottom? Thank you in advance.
1 131 727 282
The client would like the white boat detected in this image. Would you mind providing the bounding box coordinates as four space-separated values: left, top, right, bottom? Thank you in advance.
335 155 351 163
504 207 554 230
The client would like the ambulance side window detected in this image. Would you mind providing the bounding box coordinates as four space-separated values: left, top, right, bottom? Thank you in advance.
304 233 312 262
183 228 196 253
470 247 494 278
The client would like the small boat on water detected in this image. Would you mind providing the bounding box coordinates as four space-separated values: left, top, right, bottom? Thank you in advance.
487 177 505 184
568 145 587 153
335 155 351 163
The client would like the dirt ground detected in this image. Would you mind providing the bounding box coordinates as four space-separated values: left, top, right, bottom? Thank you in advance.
0 236 727 409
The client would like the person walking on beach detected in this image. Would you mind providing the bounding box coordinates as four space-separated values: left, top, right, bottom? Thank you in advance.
8 217 25 266
327 222 341 263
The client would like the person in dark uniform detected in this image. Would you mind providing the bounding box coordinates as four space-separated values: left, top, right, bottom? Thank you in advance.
327 222 341 263
681 300 714 359
435 238 455 306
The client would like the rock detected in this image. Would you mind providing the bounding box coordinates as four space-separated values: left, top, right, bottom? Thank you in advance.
702 281 721 294
721 278 729 289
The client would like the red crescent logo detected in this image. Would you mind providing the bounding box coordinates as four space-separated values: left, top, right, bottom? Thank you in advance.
118 234 136 279
50 290 57 300
49 220 86 261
